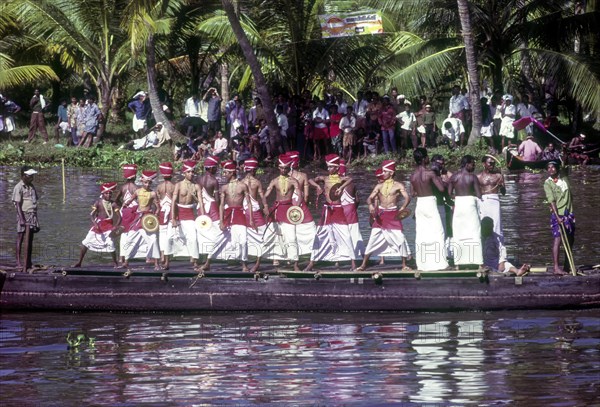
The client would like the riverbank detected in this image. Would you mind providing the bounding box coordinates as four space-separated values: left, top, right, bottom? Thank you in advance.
0 126 496 170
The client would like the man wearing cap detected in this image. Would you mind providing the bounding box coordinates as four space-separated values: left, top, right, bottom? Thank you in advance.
517 134 542 161
339 159 365 261
288 150 316 257
12 166 40 269
72 182 121 268
358 159 412 271
171 160 203 266
128 91 151 137
396 101 417 150
121 170 161 269
201 160 255 271
115 164 139 266
448 155 483 267
544 161 575 275
156 162 176 269
262 153 303 270
241 158 269 271
196 155 223 257
410 148 449 271
499 94 516 150
305 154 356 271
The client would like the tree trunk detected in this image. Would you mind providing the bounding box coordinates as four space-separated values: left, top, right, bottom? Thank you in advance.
146 34 183 140
220 60 229 114
221 0 279 153
96 79 111 140
457 0 481 145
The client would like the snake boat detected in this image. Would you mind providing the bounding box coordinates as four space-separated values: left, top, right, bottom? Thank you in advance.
1 262 598 312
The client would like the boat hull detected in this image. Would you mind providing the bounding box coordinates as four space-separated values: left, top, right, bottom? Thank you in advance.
506 150 552 170
1 267 599 312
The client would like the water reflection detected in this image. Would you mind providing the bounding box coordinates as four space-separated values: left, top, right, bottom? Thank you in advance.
0 311 598 405
1 165 599 266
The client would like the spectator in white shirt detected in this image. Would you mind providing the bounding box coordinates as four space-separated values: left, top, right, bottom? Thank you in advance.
441 117 465 148
448 85 469 121
396 101 417 150
183 92 207 137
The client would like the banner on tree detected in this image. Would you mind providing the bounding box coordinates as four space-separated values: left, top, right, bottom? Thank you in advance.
318 11 383 38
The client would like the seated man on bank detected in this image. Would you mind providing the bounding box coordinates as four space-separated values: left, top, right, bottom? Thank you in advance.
120 122 171 150
481 217 529 276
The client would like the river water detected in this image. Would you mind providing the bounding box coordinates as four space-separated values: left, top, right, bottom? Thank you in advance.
1 164 599 405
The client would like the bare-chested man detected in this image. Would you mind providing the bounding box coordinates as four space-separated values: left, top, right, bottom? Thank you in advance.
202 160 255 270
305 154 356 271
122 170 160 269
358 160 411 271
156 162 176 269
241 157 269 272
448 155 483 267
73 182 121 268
477 154 505 248
262 153 303 270
196 155 222 257
338 159 365 262
410 148 449 271
288 150 316 256
171 160 203 266
115 164 138 266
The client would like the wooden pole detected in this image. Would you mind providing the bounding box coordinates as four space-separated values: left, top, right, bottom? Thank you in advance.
558 222 577 276
62 158 66 203
22 226 30 273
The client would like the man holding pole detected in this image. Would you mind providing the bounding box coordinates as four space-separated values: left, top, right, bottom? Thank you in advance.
543 161 575 275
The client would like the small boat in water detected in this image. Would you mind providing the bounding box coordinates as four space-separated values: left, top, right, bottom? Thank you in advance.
1 262 599 312
505 149 553 170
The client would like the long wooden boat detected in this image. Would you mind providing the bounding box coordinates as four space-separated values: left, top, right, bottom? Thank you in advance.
1 262 599 312
505 149 553 170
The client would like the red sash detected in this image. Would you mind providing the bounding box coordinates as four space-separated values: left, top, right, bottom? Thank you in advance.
373 208 403 231
177 205 196 221
223 207 247 227
319 204 347 226
92 218 113 233
342 204 359 224
273 200 294 224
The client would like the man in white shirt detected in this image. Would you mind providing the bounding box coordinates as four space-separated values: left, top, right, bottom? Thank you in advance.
353 91 369 130
276 105 289 152
213 130 229 158
448 85 469 121
183 92 207 137
396 101 417 150
441 117 465 148
339 106 357 163
515 95 539 136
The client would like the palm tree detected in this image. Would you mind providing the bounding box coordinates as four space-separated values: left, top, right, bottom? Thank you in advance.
8 0 133 137
0 7 58 89
456 0 481 144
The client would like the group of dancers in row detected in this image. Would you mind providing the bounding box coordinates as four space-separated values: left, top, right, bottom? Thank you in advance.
73 148 527 275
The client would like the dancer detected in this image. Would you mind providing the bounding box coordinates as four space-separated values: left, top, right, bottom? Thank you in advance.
115 164 138 266
202 160 255 271
121 171 161 269
171 160 202 266
156 162 175 269
72 182 120 267
241 157 269 272
196 155 223 257
288 150 316 257
305 154 356 271
262 153 303 270
339 159 365 262
358 160 411 271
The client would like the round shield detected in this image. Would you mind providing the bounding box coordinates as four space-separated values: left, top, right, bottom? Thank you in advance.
286 205 305 225
141 214 159 233
328 183 343 202
396 208 411 220
196 215 213 230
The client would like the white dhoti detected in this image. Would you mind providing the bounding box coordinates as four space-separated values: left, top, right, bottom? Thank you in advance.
479 194 503 240
159 224 174 256
171 204 199 259
292 194 316 255
196 196 223 255
415 196 448 271
82 226 115 253
341 190 364 260
209 207 248 261
123 228 160 259
310 205 354 262
499 117 515 139
452 196 483 265
365 208 411 258
132 116 146 132
262 222 299 261
244 197 267 258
